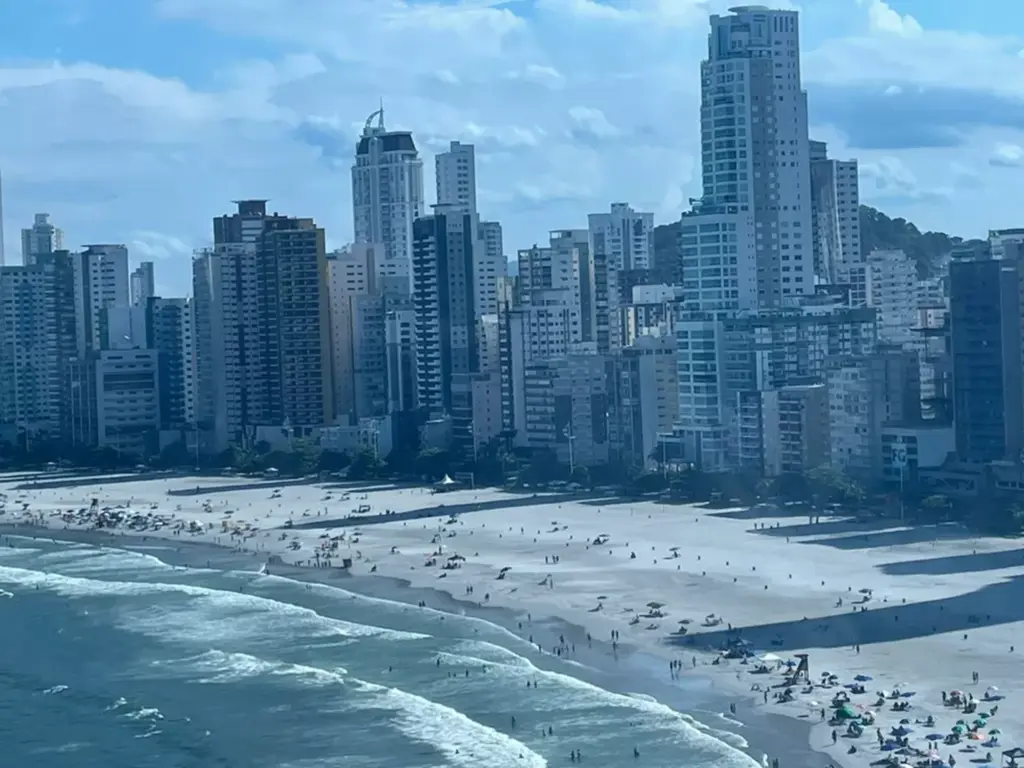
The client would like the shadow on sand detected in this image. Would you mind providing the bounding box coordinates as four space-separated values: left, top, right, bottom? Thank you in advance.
669 572 1024 654
14 471 187 491
284 493 582 530
879 547 1024 577
797 525 976 552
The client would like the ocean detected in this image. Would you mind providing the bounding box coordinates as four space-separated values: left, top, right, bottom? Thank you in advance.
0 534 765 768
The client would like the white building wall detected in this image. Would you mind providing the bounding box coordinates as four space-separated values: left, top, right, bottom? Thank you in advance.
676 208 757 311
75 244 130 355
867 249 916 345
351 115 424 289
435 140 477 215
94 348 160 456
588 202 653 272
703 8 813 306
327 246 376 422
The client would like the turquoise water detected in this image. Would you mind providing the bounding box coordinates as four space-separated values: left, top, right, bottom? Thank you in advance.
0 535 760 767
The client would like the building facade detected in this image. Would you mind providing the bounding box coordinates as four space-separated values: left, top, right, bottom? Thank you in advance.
351 109 425 283
701 6 814 307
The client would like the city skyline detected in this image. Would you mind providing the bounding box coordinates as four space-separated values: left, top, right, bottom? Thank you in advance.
1 0 1022 296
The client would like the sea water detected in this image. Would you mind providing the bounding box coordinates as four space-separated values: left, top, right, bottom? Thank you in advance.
0 536 760 767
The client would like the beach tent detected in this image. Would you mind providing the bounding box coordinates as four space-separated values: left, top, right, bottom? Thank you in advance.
439 475 457 486
837 705 858 720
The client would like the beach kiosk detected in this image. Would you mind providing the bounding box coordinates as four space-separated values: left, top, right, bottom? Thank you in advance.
432 475 460 494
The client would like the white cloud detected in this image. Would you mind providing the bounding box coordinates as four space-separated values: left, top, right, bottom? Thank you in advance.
505 64 566 89
8 0 1024 295
990 142 1024 168
567 106 620 138
859 0 922 38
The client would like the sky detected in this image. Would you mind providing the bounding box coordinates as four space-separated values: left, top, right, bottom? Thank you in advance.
2 0 1024 296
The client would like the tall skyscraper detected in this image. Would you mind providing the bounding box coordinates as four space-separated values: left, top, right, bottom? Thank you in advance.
950 251 1024 464
412 205 501 455
435 140 477 214
588 203 654 352
145 297 197 430
21 213 63 267
810 140 861 282
193 241 260 452
131 262 156 306
588 203 653 273
194 201 332 452
74 244 130 355
697 6 814 307
0 251 77 439
351 108 424 284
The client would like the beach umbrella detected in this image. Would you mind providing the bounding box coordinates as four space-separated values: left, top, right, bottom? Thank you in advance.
899 718 911 724
854 674 873 682
974 719 988 728
647 601 666 609
989 728 1002 735
925 733 945 741
951 724 967 734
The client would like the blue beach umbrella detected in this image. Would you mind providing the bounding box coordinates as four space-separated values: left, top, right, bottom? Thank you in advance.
854 674 873 682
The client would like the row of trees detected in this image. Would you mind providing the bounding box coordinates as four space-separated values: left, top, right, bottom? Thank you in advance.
6 431 1024 534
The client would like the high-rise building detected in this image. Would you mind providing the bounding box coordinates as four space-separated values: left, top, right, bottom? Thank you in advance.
521 353 610 467
131 262 155 307
73 244 130 355
839 249 916 345
610 333 679 470
327 245 377 422
412 205 500 455
588 203 653 352
827 347 921 479
0 251 77 441
256 216 332 430
810 141 861 282
351 108 424 284
949 253 1024 464
193 242 260 452
588 203 653 273
93 348 161 457
194 201 332 452
21 213 63 267
145 297 197 430
435 140 477 215
699 6 814 306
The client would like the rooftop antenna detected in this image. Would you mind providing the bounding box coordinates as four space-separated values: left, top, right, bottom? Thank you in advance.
363 100 386 136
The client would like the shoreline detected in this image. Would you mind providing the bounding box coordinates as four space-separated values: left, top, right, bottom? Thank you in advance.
1 521 828 768
6 471 1021 768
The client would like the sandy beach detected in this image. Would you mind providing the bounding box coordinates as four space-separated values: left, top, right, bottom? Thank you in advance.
3 470 1022 768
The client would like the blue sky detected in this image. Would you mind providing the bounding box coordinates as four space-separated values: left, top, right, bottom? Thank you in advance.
2 0 1024 295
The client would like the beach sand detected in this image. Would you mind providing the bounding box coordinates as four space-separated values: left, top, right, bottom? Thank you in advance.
4 470 1023 768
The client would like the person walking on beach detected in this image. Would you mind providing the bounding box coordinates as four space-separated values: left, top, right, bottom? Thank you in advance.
831 729 837 745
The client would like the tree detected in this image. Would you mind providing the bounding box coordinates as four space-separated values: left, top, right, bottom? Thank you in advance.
318 450 350 472
152 440 191 469
921 494 951 515
771 472 811 503
291 438 322 476
805 466 864 507
415 447 451 480
347 448 382 480
570 465 590 488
